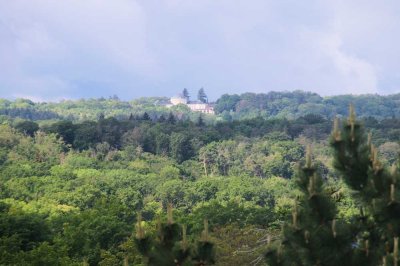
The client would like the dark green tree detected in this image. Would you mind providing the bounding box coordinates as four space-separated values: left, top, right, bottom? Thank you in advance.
265 146 354 266
214 94 240 114
98 113 105 121
97 117 122 147
44 120 76 145
142 112 151 121
14 120 39 137
158 114 166 123
73 121 99 150
183 88 190 101
170 132 192 163
135 205 215 266
197 114 205 127
167 112 176 124
266 105 400 265
197 88 208 103
330 106 400 265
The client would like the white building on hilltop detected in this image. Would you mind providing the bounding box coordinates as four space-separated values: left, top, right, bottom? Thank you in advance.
167 95 215 114
170 96 188 105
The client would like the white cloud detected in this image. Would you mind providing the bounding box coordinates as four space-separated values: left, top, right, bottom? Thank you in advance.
317 32 378 94
328 0 400 94
0 0 399 100
0 0 160 98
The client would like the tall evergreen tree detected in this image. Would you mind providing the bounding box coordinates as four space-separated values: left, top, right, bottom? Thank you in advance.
183 88 190 101
142 112 151 121
198 88 208 103
265 146 354 266
135 205 215 265
330 105 400 265
265 105 400 265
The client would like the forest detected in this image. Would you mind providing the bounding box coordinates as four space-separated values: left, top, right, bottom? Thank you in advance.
1 91 400 265
2 91 400 122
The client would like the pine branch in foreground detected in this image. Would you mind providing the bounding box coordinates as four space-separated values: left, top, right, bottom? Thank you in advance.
135 204 215 266
265 145 353 266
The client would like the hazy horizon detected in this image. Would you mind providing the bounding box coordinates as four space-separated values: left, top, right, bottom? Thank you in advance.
2 89 400 104
1 1 400 101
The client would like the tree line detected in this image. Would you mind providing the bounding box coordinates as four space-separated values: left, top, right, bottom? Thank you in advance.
2 90 400 122
1 104 400 265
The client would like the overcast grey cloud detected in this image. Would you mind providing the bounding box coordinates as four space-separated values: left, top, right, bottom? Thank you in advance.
0 0 399 101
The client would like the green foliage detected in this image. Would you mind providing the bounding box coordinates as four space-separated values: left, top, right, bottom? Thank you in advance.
135 207 215 266
73 121 99 150
1 97 400 265
2 91 400 124
183 88 190 101
211 224 278 266
265 106 400 265
214 94 241 114
170 132 193 163
265 148 353 265
330 107 400 265
14 120 39 137
213 91 400 120
199 138 303 178
43 120 75 145
0 124 21 149
197 88 208 103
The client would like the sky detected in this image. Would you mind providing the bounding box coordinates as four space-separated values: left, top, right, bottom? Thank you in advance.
0 0 400 101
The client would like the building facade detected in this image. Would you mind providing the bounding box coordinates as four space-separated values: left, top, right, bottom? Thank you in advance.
167 95 215 114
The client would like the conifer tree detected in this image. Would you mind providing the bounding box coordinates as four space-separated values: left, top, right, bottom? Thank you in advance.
265 146 353 266
197 88 208 103
135 204 215 266
266 105 400 265
183 88 190 101
142 112 151 121
331 105 400 265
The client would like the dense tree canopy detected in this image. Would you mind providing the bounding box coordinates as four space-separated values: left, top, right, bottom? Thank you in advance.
1 97 400 265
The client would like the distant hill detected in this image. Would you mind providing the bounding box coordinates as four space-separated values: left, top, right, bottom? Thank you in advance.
1 91 400 122
214 91 400 120
0 97 172 122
